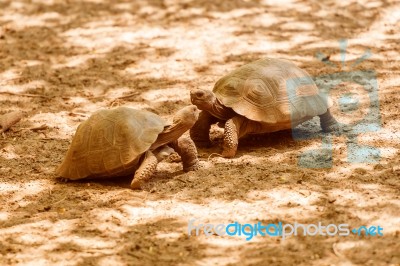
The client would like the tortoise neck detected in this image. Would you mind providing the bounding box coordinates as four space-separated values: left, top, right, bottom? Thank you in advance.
150 121 189 150
208 98 236 120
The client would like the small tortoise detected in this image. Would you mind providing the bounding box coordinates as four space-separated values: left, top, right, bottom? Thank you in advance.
56 105 199 189
190 58 338 158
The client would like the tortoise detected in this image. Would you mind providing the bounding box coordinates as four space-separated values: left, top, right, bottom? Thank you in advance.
190 58 339 158
56 105 200 189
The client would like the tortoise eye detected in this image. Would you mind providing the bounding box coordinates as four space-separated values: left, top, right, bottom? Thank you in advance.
195 91 205 98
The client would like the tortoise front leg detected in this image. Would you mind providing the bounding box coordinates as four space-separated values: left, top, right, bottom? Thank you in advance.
130 150 159 189
190 111 216 147
222 116 248 158
170 136 200 172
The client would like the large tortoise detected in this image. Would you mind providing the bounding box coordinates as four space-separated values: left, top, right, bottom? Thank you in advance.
56 105 199 189
190 58 338 158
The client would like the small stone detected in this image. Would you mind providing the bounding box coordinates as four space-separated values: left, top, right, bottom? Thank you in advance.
354 168 367 174
393 165 400 173
373 164 385 170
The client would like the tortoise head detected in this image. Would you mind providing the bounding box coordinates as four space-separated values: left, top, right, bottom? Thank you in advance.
190 89 216 112
172 105 199 127
151 105 199 149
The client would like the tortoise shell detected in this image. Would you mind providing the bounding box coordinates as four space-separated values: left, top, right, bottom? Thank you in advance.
56 107 165 180
213 58 329 126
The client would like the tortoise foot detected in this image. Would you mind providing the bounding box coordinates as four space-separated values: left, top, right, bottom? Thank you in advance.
130 180 144 190
222 149 236 158
322 122 340 133
320 110 342 133
322 122 352 135
183 160 200 172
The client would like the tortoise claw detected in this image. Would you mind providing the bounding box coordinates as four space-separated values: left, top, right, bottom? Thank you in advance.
183 161 200 172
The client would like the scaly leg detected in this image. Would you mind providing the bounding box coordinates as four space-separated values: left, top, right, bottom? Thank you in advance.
222 116 248 158
170 136 200 172
130 151 158 189
189 111 216 147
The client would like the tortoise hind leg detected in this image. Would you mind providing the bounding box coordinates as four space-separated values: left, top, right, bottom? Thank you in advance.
222 116 248 158
131 151 158 189
170 136 199 172
190 111 216 147
319 109 340 132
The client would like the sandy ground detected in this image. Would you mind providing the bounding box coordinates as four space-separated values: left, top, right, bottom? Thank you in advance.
0 0 399 265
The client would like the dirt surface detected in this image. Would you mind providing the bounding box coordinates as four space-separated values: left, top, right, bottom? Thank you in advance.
0 0 399 265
